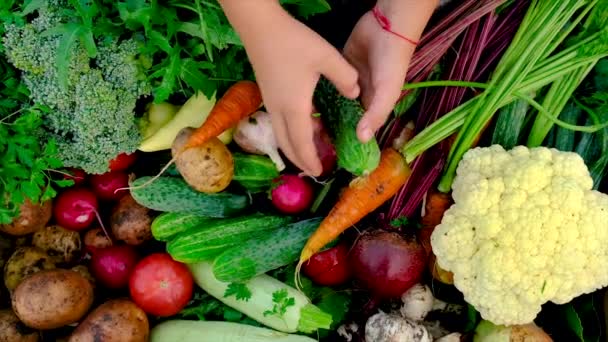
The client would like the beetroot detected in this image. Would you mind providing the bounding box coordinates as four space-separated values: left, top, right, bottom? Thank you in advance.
302 243 351 286
349 230 426 299
90 171 129 201
53 188 99 231
90 245 138 289
312 117 336 177
270 174 314 214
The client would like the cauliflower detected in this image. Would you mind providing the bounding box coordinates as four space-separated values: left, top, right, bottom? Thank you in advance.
431 145 608 325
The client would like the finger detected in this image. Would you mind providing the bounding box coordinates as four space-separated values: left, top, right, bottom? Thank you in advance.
320 49 360 99
285 109 323 176
271 111 305 171
357 88 400 143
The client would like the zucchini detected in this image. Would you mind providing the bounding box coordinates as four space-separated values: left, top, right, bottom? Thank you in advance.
130 176 249 218
313 77 381 176
167 214 292 262
151 320 317 342
233 153 279 193
188 262 332 334
213 218 322 282
151 212 215 241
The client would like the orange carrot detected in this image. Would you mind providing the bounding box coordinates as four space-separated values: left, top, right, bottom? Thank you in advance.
419 189 453 255
182 80 262 150
297 148 412 271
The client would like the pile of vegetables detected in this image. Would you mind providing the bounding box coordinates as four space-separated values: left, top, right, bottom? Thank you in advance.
2 0 608 341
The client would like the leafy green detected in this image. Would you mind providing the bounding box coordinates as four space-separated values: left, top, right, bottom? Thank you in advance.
263 289 295 318
279 0 331 19
223 282 252 302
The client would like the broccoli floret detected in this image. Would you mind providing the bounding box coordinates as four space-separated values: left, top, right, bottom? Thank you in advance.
2 2 150 174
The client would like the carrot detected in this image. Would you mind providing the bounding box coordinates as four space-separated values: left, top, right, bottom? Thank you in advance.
419 189 453 255
182 80 262 150
296 148 412 284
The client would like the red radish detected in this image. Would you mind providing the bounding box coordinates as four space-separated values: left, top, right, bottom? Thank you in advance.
63 168 87 186
312 117 336 177
53 188 99 231
91 245 138 289
302 243 351 286
108 152 137 172
270 174 314 214
349 230 426 299
90 171 129 201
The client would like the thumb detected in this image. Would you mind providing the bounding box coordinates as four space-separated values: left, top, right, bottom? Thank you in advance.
320 49 360 99
357 91 397 143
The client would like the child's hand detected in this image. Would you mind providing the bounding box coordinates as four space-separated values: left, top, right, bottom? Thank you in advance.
343 11 417 143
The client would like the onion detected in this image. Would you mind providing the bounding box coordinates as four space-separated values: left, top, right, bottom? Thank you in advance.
233 111 285 171
349 230 426 299
90 245 138 289
270 174 314 214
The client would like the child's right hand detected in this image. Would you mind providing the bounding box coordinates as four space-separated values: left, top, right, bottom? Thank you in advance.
219 0 360 176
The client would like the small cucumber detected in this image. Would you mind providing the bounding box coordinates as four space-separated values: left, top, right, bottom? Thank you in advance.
130 176 249 218
167 213 292 262
151 212 215 241
232 153 279 193
212 218 322 283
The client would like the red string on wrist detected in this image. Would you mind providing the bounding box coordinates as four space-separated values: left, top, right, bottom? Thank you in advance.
372 5 419 46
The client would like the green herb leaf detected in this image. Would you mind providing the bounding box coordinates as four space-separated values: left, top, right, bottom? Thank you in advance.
279 0 331 19
223 283 252 302
263 289 295 318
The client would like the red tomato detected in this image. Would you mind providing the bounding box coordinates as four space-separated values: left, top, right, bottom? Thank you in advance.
108 152 137 172
129 253 194 317
302 243 352 286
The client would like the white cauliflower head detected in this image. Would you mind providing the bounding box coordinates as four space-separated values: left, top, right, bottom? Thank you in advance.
431 145 608 325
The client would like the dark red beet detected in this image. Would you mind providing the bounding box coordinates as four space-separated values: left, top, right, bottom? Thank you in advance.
349 230 426 299
303 243 351 286
91 245 138 289
108 152 137 172
270 174 314 214
90 171 129 201
312 117 337 177
53 188 98 231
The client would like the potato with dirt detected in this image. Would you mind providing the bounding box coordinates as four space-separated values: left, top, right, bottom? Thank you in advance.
0 199 52 236
4 247 56 291
12 269 94 330
111 194 152 245
83 228 112 253
172 127 234 193
69 299 149 342
0 309 39 342
32 225 82 264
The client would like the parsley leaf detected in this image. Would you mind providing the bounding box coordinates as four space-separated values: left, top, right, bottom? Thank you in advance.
224 282 252 302
263 289 296 318
279 0 331 19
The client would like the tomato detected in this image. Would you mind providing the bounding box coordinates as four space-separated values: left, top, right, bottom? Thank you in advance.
108 152 137 172
129 253 193 317
302 243 352 286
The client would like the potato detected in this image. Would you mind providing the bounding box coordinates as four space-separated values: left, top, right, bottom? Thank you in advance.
12 269 94 330
0 309 39 342
68 299 149 342
70 265 95 287
4 247 56 291
110 195 152 245
172 127 234 193
0 199 52 236
32 225 82 264
83 228 112 252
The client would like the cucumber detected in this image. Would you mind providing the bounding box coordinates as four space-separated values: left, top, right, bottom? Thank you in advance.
130 176 249 218
167 213 293 262
213 217 322 282
233 153 279 193
151 212 216 241
313 77 381 176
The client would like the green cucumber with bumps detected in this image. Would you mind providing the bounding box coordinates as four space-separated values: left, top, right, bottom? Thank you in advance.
167 213 293 262
313 77 381 176
130 176 249 218
232 153 279 193
212 217 322 282
151 212 216 241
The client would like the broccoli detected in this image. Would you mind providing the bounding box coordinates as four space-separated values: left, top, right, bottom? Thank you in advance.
2 1 151 174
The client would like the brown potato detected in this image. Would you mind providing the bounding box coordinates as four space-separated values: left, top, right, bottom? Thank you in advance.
110 195 152 245
68 299 149 342
12 269 94 330
32 225 82 264
83 228 112 252
0 199 52 236
4 247 56 291
0 309 39 342
70 265 95 287
172 127 234 193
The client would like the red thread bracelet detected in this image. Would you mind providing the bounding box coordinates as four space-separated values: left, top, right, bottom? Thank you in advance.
372 5 419 46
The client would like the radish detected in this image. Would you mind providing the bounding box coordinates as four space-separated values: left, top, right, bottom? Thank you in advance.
90 245 138 289
270 174 314 214
233 111 286 171
53 188 99 231
63 168 87 186
349 230 426 299
312 117 337 177
90 171 129 201
302 242 351 286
